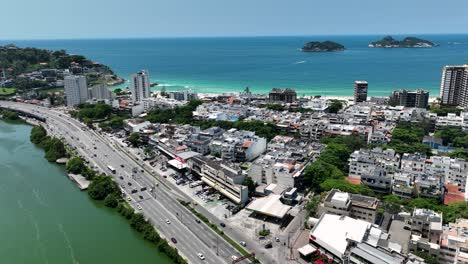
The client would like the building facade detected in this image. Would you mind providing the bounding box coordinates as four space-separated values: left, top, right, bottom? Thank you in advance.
354 80 368 103
440 65 468 108
268 88 297 103
64 75 88 106
130 70 151 103
390 89 430 109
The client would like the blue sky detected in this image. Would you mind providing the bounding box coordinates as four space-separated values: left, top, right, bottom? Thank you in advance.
2 0 468 39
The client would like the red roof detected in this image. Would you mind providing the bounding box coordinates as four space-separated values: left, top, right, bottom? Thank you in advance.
443 184 465 205
345 177 361 185
242 141 252 148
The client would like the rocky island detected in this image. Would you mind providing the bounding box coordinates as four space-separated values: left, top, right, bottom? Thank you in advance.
301 41 345 52
368 36 437 48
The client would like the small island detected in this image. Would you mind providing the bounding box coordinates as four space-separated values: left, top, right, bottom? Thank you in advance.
368 36 437 48
301 41 345 52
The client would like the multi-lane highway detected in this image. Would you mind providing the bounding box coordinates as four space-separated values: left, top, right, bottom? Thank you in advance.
1 101 245 264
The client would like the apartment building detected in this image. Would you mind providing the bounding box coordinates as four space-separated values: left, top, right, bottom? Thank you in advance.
209 129 266 162
390 89 430 109
269 88 297 103
354 80 368 103
440 65 468 108
187 156 249 204
439 218 468 264
130 70 151 103
361 167 393 193
64 75 88 106
348 147 400 180
317 189 380 223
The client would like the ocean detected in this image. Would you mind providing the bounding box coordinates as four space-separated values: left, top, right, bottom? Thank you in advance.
1 35 468 96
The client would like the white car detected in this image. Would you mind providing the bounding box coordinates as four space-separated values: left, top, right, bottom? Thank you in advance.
197 253 205 260
231 255 238 261
137 205 142 210
127 197 132 201
166 219 171 224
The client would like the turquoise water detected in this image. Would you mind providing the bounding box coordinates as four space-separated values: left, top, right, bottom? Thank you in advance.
2 35 468 96
0 120 171 264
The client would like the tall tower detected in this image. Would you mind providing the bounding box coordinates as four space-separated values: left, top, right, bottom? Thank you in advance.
64 75 88 106
354 81 368 103
130 70 151 103
440 65 468 107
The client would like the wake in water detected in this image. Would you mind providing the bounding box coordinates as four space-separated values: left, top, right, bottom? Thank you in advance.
58 223 80 264
293 60 306 64
32 189 49 207
17 199 50 264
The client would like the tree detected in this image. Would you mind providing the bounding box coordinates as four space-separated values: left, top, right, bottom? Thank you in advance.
242 176 256 195
41 137 67 162
449 149 468 161
319 179 374 196
128 132 140 147
66 157 85 174
1 110 20 121
30 125 47 144
303 160 344 191
414 250 438 264
328 100 343 114
130 213 148 232
306 195 321 217
88 176 119 200
104 194 119 208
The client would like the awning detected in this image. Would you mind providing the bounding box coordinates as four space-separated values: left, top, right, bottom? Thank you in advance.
297 244 317 257
246 194 291 219
168 159 188 170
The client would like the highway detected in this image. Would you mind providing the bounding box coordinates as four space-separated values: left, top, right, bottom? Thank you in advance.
1 101 245 264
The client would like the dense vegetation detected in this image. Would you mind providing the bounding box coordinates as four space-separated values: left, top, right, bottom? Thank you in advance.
369 36 436 48
386 121 432 156
303 135 368 193
430 106 462 116
71 102 113 121
0 109 21 121
30 125 67 162
435 126 468 148
88 175 120 200
301 41 345 52
328 100 343 114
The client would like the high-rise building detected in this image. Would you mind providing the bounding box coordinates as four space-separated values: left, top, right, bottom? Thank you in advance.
130 70 151 103
440 65 468 107
64 75 88 106
390 89 429 108
268 88 297 103
354 81 368 103
89 84 113 100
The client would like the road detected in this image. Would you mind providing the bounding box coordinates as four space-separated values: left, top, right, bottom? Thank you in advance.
1 101 244 264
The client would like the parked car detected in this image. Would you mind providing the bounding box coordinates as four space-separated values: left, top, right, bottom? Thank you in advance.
264 242 273 249
220 222 226 228
171 237 177 244
240 241 247 247
197 253 205 260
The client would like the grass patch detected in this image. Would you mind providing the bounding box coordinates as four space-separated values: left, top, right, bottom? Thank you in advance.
178 200 260 263
0 87 16 95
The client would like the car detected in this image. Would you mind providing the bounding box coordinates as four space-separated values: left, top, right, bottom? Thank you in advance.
231 256 239 261
94 154 97 157
128 182 132 186
197 253 205 260
166 219 171 224
264 242 273 249
140 169 144 173
195 219 201 223
119 176 124 180
127 197 132 201
120 184 125 189
275 237 280 242
240 241 247 247
220 222 226 227
139 195 144 199
171 237 177 244
140 187 147 191
137 204 142 210
131 189 138 194
94 147 97 150
120 164 125 168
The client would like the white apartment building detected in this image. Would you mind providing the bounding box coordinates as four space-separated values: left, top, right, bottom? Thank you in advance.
130 70 151 103
426 156 468 192
348 147 400 180
439 218 468 264
64 75 88 106
401 153 427 174
89 84 113 100
209 129 266 162
436 112 468 132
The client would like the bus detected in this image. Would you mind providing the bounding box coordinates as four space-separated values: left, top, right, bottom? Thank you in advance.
107 165 116 174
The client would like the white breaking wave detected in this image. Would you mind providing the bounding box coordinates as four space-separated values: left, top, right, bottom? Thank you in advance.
293 60 306 64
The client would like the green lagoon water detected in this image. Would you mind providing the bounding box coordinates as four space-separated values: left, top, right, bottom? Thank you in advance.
0 120 170 264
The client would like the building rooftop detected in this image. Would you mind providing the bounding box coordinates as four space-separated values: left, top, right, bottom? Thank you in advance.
310 214 371 258
245 194 291 219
